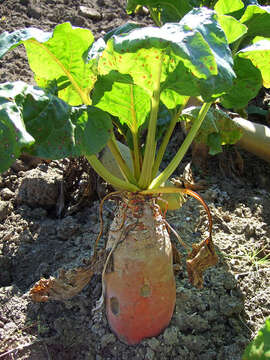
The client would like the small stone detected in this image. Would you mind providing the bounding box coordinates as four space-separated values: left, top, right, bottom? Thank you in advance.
79 6 102 20
0 201 12 221
100 333 116 348
0 188 14 200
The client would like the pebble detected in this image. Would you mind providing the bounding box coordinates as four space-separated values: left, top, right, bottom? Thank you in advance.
79 6 102 20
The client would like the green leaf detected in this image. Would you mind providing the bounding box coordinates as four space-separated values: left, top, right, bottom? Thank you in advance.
92 71 151 132
71 106 113 156
0 23 96 106
0 94 35 173
181 106 243 154
98 8 234 103
242 318 270 360
240 5 270 40
253 36 270 43
180 8 236 100
214 0 244 15
0 82 112 172
221 56 262 109
217 15 247 44
238 40 270 88
207 133 223 155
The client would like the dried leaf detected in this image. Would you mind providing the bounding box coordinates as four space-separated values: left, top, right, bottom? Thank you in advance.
30 250 106 302
186 237 218 289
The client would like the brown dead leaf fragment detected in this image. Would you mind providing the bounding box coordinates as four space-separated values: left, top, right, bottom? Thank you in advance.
186 236 218 289
30 250 106 302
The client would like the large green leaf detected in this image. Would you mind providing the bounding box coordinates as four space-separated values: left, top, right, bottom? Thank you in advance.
220 56 262 109
92 72 151 132
240 5 270 40
217 15 247 44
242 318 270 360
0 82 112 172
180 8 236 100
0 23 96 106
181 106 243 154
238 40 270 88
214 0 244 15
98 8 234 105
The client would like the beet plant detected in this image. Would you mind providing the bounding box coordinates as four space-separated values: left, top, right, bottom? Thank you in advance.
0 7 239 344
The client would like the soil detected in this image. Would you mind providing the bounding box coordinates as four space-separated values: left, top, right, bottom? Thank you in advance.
0 1 270 359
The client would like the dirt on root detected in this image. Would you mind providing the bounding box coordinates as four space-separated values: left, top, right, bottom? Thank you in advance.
0 1 270 359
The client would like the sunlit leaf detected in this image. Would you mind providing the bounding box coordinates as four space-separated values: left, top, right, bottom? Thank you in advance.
217 14 247 44
240 5 270 40
0 23 96 106
238 40 270 88
98 7 234 106
214 0 244 15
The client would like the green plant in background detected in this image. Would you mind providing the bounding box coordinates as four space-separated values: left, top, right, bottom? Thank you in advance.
243 318 270 360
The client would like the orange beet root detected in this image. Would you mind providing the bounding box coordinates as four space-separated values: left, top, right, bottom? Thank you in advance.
104 195 176 345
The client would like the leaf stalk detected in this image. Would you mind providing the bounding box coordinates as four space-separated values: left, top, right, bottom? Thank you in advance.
152 97 190 177
138 57 163 189
149 102 212 189
85 154 140 192
107 136 138 185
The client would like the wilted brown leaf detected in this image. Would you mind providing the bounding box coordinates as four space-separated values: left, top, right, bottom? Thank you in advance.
30 250 106 302
186 237 218 289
